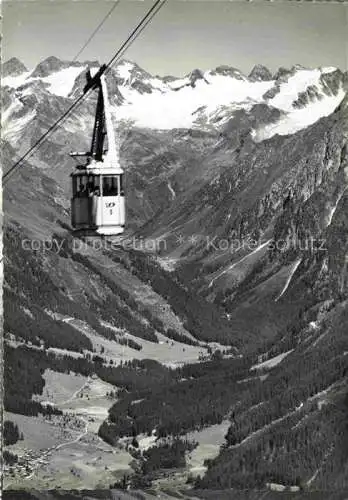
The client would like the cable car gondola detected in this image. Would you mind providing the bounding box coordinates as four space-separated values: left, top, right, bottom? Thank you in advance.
70 67 125 236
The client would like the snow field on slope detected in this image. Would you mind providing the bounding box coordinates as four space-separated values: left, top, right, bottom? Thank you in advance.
2 66 86 97
116 73 274 129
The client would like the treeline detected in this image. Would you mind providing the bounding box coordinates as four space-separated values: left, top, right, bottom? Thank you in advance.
197 401 348 490
5 282 143 355
142 439 196 473
96 302 348 489
70 242 201 347
226 355 347 447
133 438 197 480
4 345 62 416
141 308 199 346
104 247 238 346
5 225 233 361
165 328 199 346
116 336 142 351
66 232 237 348
5 227 159 351
225 342 348 447
4 226 61 308
4 290 93 352
3 421 22 446
198 302 348 489
99 357 252 441
4 344 178 416
70 250 159 343
89 323 143 351
115 438 198 489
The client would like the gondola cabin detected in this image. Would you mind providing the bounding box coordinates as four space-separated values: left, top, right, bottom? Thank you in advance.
70 67 125 235
71 167 125 235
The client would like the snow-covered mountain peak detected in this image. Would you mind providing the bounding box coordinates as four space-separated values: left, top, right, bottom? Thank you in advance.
266 68 330 111
272 66 297 82
209 65 246 80
31 56 85 78
2 71 33 91
2 57 28 77
248 64 273 82
115 59 151 79
320 66 339 75
113 64 345 135
247 66 345 141
2 57 346 143
115 60 136 81
2 63 87 98
187 68 209 87
115 69 274 130
113 59 155 93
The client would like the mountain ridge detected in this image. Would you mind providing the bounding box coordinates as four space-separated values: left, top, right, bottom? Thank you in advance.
2 55 348 494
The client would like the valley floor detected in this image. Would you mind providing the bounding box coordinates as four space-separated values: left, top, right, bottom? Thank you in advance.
3 368 233 494
3 371 133 490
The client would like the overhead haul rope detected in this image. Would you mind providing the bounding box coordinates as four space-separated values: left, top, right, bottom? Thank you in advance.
3 1 121 187
72 1 120 63
3 0 166 185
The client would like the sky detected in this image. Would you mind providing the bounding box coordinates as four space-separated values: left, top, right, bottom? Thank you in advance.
2 0 348 77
